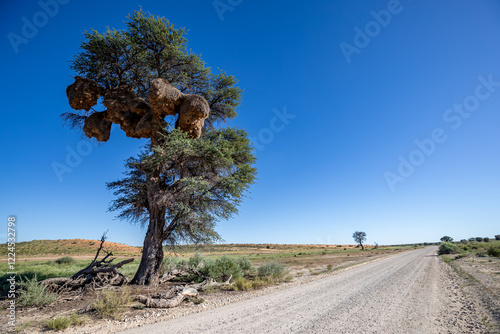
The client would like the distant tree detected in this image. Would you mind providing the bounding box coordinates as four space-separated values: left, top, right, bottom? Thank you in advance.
495 235 500 241
460 239 467 244
476 237 483 242
483 237 490 242
63 10 257 285
468 237 476 242
440 236 453 242
352 231 367 250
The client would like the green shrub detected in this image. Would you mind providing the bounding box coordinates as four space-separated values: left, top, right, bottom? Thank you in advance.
258 261 288 281
237 257 255 275
92 288 131 319
476 249 487 257
487 244 500 257
438 242 458 255
198 258 215 277
47 316 71 330
188 253 205 269
54 256 76 265
476 237 483 242
207 256 242 282
18 275 57 307
483 237 490 243
175 259 189 271
47 313 85 331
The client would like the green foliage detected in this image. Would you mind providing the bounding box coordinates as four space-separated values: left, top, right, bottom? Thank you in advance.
476 249 487 257
54 256 76 265
206 255 242 282
171 253 255 283
108 128 257 246
450 240 500 258
483 237 490 243
188 253 205 269
18 275 57 307
92 288 132 319
440 236 453 242
47 314 85 331
476 237 483 242
487 244 500 257
438 242 458 255
237 257 255 275
175 259 189 271
495 235 500 241
47 316 72 331
258 261 288 281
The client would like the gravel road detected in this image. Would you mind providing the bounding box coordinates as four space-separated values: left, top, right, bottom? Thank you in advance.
120 247 486 334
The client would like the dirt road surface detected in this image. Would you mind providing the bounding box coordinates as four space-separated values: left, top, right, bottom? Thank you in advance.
120 247 487 333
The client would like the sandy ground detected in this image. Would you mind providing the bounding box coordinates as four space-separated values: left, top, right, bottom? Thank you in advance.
119 247 488 334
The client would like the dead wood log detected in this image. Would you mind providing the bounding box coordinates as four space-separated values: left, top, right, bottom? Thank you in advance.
40 277 71 292
187 275 233 291
136 287 199 308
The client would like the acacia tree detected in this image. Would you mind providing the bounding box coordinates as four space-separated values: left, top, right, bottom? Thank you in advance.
63 10 257 285
352 231 367 250
440 236 453 242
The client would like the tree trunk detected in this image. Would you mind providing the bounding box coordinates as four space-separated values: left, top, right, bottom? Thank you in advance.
132 168 166 285
360 243 364 251
132 211 165 285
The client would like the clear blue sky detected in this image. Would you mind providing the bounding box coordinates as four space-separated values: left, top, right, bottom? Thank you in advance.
1 0 499 247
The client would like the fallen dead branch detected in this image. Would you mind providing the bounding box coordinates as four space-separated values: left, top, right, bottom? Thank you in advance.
135 287 200 308
40 232 134 293
187 275 233 291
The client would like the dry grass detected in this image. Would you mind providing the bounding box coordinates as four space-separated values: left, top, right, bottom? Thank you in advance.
92 287 132 319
